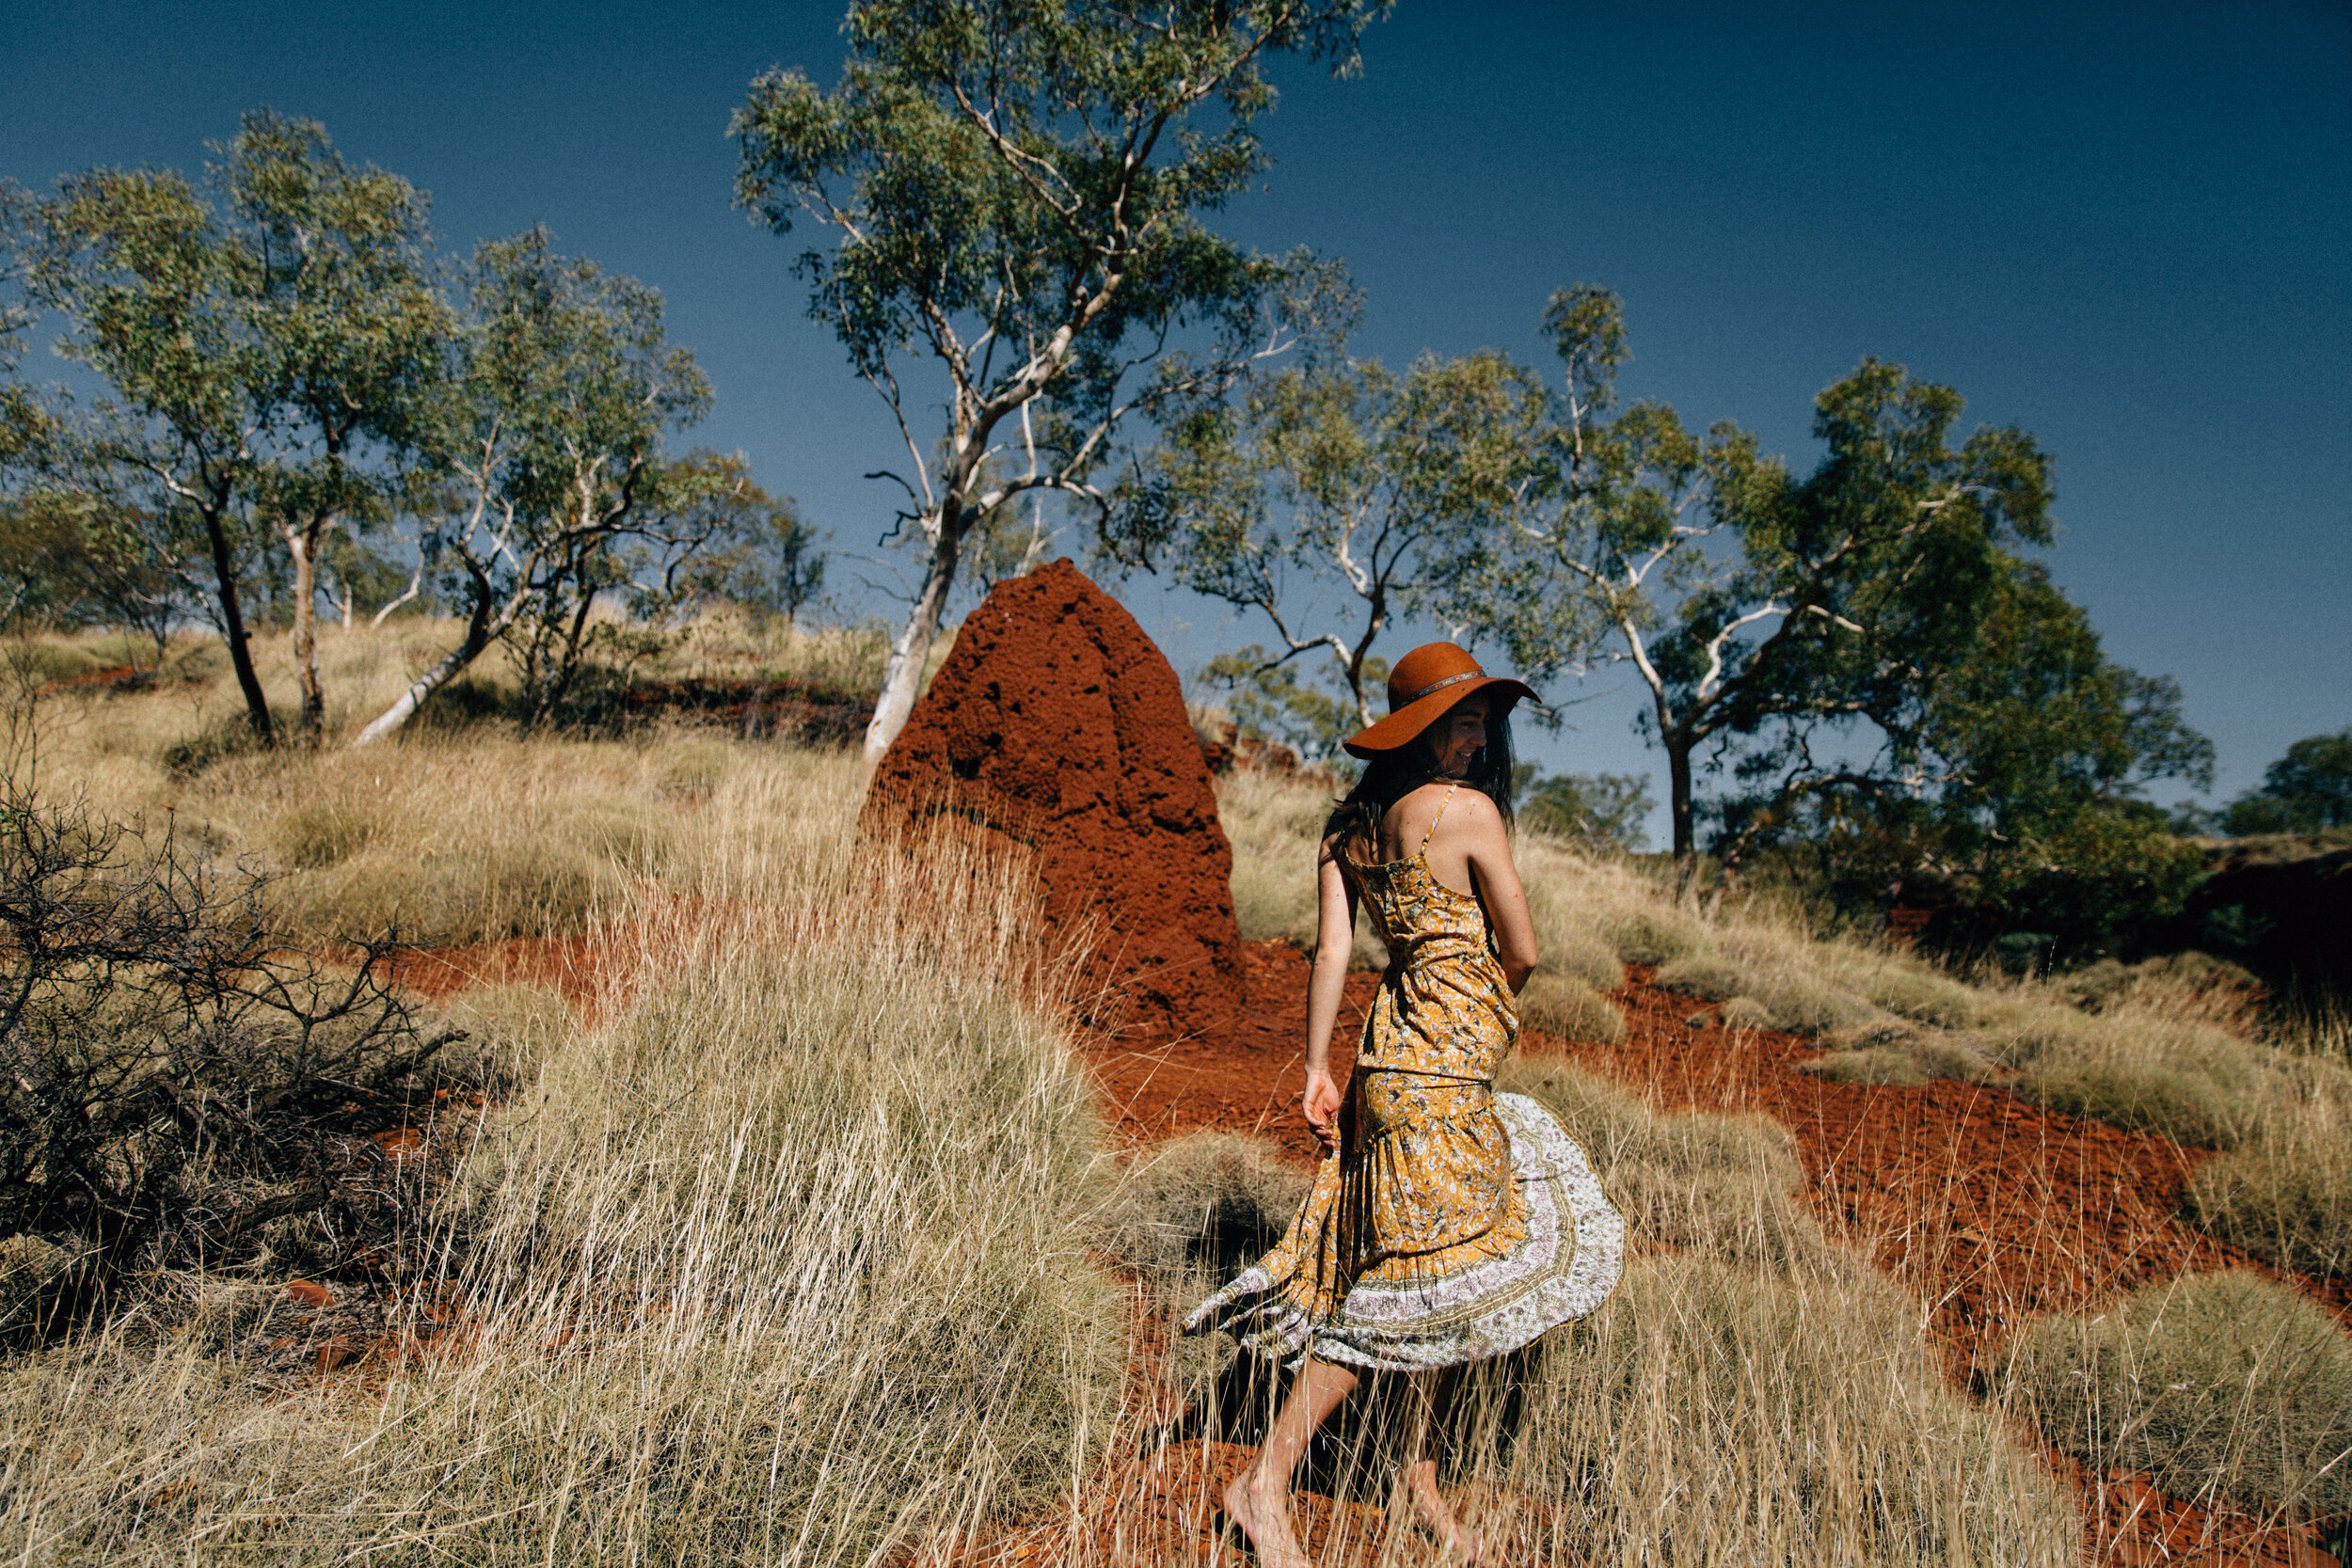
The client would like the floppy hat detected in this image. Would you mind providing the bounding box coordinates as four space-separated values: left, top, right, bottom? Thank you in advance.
1342 642 1538 761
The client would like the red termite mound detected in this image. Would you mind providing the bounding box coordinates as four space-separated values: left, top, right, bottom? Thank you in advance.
863 559 1246 1037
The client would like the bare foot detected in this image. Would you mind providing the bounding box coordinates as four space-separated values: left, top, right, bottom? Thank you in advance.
1396 1466 1484 1563
1223 1467 1311 1568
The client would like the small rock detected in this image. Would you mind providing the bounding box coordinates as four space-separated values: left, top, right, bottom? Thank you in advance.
284 1279 331 1309
314 1339 361 1373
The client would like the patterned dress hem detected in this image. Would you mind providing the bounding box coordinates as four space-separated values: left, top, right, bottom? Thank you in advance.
1183 1092 1624 1372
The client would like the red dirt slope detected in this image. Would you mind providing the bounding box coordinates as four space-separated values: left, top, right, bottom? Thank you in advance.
1072 940 2348 1568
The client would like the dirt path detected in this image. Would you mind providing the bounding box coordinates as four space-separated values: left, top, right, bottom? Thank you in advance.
1073 940 2348 1568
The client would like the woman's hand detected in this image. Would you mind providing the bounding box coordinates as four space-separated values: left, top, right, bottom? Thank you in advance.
1301 1069 1343 1154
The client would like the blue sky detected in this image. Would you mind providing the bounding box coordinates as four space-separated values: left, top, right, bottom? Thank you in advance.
5 0 2346 835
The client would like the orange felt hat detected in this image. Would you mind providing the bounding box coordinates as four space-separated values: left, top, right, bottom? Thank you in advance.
1342 642 1538 761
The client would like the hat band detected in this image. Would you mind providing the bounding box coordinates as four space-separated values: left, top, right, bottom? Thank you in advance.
1401 667 1484 705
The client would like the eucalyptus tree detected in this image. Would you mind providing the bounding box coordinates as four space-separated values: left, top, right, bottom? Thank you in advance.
1718 557 2215 952
11 112 446 741
731 0 1384 768
0 188 45 478
348 230 711 747
1490 286 2059 888
1107 349 1549 758
2217 732 2352 835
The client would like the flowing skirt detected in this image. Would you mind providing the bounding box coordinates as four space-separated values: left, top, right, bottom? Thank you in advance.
1184 1074 1624 1371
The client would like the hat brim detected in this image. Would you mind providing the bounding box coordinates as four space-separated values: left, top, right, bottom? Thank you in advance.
1341 676 1538 761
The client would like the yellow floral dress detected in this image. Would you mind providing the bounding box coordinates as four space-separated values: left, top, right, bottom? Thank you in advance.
1186 785 1624 1370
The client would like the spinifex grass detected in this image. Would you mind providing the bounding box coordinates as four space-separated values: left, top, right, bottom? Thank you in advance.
0 779 1124 1563
1088 1057 2079 1567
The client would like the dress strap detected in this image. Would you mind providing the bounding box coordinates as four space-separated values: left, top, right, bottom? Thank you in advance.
1418 782 1461 856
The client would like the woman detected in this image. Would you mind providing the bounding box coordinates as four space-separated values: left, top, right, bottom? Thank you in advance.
1186 641 1624 1566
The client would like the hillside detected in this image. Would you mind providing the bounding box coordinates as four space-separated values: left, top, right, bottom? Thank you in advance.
0 623 2343 1565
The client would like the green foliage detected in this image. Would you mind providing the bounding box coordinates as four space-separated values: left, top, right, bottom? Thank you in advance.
12 111 452 738
732 0 1383 759
0 495 181 656
1804 561 2217 958
1114 350 1549 736
343 229 713 743
2010 1271 2352 1521
1467 285 2213 951
1200 645 1383 763
2217 730 2352 835
1522 768 1652 850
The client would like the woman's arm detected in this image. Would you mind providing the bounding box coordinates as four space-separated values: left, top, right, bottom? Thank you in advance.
1300 844 1357 1152
1452 797 1539 993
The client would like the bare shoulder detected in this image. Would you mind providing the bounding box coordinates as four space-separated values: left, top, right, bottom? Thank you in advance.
1438 785 1504 835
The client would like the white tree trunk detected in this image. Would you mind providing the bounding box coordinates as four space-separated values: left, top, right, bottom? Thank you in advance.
286 523 325 735
861 520 962 770
349 584 526 749
371 568 422 628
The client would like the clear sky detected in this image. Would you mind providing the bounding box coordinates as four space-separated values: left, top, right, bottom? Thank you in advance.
5 0 2346 834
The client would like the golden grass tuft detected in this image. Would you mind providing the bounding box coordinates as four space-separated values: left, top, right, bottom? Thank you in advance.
2004 1270 2352 1522
0 751 1127 1564
1215 768 1388 969
1516 972 1628 1045
2184 1084 2352 1279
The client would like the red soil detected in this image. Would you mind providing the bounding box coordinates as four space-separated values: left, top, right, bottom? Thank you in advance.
1063 941 2350 1568
381 933 618 1006
866 560 1248 1037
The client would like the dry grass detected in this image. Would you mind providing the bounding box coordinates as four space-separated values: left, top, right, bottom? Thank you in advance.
1216 768 1388 969
2184 1098 2352 1280
0 749 1127 1564
4 640 2344 1563
1120 1056 2079 1564
1516 972 1628 1045
2004 1270 2352 1522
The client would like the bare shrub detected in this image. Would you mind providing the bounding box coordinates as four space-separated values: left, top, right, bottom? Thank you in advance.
0 776 467 1319
0 817 1126 1563
1517 972 1628 1045
2005 1270 2352 1521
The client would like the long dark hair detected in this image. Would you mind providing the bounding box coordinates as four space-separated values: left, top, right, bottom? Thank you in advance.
1325 699 1518 863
